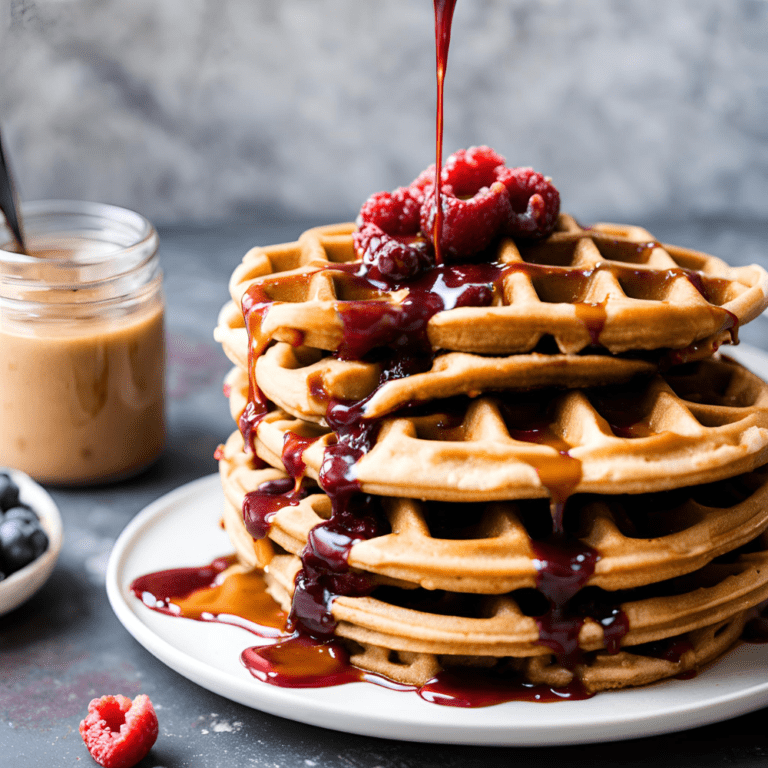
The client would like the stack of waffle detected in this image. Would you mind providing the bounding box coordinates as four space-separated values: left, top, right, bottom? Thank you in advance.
214 215 768 693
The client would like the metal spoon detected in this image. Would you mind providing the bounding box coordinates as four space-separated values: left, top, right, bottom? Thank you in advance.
0 128 26 254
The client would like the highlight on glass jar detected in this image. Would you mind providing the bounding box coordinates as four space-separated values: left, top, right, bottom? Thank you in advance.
0 200 166 485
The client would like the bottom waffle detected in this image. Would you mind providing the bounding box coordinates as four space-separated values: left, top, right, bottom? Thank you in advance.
349 613 750 692
266 553 768 693
262 546 768 658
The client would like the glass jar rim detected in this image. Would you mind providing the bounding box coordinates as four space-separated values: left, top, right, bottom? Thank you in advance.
0 199 160 294
0 199 157 266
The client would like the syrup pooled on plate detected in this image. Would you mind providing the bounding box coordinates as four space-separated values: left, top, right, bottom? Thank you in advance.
130 556 594 705
130 556 286 637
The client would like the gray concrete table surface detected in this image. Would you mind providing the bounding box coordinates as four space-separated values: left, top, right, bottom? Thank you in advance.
2 215 768 767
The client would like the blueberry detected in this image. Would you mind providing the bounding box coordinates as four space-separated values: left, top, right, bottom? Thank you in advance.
0 473 20 512
3 505 39 525
29 528 48 559
0 518 48 574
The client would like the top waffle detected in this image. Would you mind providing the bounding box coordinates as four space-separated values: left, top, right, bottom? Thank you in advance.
216 303 672 423
226 216 768 357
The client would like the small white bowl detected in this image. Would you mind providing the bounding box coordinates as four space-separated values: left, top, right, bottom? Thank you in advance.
0 468 63 616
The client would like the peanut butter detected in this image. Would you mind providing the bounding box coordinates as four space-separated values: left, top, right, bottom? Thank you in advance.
0 202 165 484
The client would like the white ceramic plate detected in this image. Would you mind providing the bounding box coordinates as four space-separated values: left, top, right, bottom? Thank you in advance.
106 344 768 746
0 469 63 616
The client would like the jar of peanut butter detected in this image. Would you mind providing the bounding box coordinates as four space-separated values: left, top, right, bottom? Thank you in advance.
0 200 165 485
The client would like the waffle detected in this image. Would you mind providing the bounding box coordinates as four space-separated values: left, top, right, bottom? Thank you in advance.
343 612 749 692
220 428 768 594
222 217 768 357
216 299 665 423
212 215 768 698
226 357 768 500
262 549 768 691
219 427 768 692
219 445 288 571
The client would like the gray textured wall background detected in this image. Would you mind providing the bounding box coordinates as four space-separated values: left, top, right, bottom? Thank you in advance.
1 0 767 227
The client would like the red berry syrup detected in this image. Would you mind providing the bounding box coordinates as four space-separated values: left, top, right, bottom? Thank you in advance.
131 556 592 704
432 0 459 264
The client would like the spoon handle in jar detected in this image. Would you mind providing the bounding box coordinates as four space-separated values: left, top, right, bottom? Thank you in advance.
0 130 26 254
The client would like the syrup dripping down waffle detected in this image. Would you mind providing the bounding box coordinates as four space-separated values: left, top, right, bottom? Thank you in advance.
261 548 767 690
225 357 768 500
222 217 768 357
219 429 768 594
212 215 768 697
216 299 672 424
218 431 768 692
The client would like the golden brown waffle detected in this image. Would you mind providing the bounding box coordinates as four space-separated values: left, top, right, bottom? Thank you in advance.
214 299 664 423
226 357 768 500
212 216 768 698
254 343 736 423
219 444 288 571
214 300 249 371
224 217 768 356
345 612 749 692
262 549 768 683
257 551 751 692
343 612 749 692
218 431 765 692
219 428 768 594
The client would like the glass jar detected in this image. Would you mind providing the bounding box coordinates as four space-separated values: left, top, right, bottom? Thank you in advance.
0 200 165 485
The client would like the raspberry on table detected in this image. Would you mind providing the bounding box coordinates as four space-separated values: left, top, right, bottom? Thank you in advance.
79 694 158 768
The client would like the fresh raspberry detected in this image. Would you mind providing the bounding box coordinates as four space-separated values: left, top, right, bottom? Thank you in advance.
417 147 560 258
419 181 511 261
411 146 506 200
440 145 506 196
357 186 421 236
409 163 436 202
79 694 158 768
355 184 434 282
354 222 434 282
496 166 560 239
419 147 511 260
356 147 560 271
